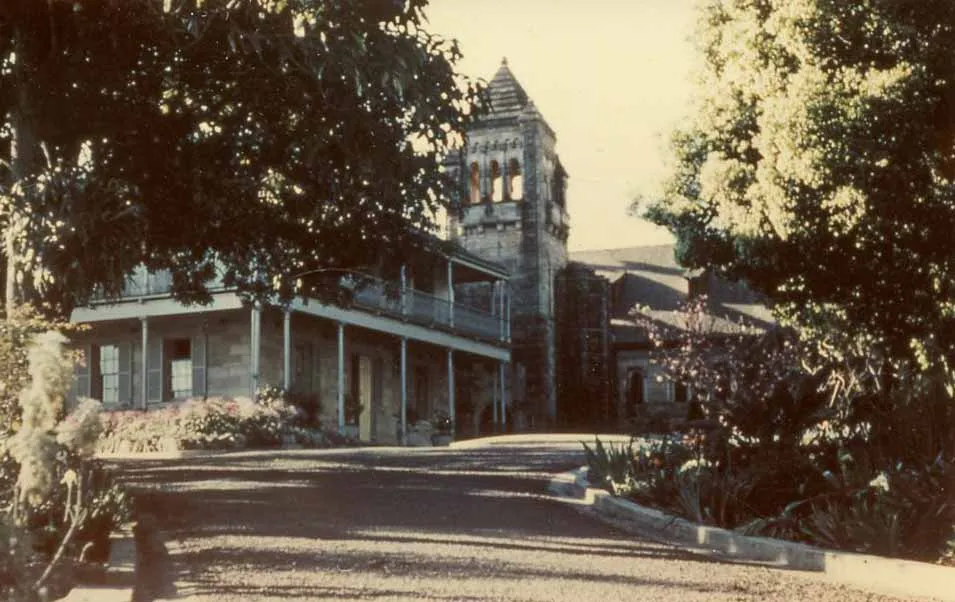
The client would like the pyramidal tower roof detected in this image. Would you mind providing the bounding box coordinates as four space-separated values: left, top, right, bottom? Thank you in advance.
486 57 530 117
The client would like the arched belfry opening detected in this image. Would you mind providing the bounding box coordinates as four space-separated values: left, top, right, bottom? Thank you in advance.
507 158 522 201
490 160 502 202
469 162 480 204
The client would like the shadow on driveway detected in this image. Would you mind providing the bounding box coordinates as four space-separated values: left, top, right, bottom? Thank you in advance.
107 445 870 602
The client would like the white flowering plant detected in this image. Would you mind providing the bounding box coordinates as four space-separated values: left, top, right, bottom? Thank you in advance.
0 313 130 601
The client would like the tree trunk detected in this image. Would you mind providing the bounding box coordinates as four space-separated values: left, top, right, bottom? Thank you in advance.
4 22 41 315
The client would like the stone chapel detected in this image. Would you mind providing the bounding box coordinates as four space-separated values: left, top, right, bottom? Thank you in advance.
445 59 772 432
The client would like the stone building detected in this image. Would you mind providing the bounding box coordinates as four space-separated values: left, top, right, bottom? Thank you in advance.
443 59 569 429
69 246 513 445
567 245 774 429
445 59 772 432
69 59 771 440
554 263 612 429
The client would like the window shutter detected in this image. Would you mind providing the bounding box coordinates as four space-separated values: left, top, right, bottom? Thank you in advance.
89 345 102 401
147 336 163 403
192 333 207 398
117 342 132 406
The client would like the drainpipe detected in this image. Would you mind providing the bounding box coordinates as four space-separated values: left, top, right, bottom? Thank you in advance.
337 322 345 433
282 308 292 390
447 259 455 328
140 317 148 410
400 337 408 444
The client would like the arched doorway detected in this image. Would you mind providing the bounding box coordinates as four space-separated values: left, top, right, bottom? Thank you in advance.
626 369 645 417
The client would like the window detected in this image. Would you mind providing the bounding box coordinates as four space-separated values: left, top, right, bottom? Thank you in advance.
490 160 502 201
99 345 120 404
166 338 192 400
469 162 481 204
507 159 522 200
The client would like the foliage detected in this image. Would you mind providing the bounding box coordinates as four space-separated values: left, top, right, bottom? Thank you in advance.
431 410 452 434
285 388 322 429
0 0 485 317
176 398 245 449
582 437 636 495
644 0 955 361
583 436 693 506
635 0 955 563
592 295 955 563
804 454 955 560
5 329 85 509
0 321 130 601
0 308 83 438
0 454 132 601
97 391 329 453
246 386 300 446
0 520 40 602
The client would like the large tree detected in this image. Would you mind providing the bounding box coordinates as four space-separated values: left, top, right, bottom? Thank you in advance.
645 0 955 361
0 0 480 317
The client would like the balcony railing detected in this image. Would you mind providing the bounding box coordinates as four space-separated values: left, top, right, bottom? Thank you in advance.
95 269 507 343
120 269 174 297
350 276 505 342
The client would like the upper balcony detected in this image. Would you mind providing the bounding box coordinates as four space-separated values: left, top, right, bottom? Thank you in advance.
80 251 511 346
343 274 506 343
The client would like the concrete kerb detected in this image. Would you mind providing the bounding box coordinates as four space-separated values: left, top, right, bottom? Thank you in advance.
450 433 633 449
549 466 955 602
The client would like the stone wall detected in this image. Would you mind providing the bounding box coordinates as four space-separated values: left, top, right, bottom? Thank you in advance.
555 264 612 429
73 306 506 444
448 107 569 428
205 310 253 397
70 308 253 406
615 349 682 405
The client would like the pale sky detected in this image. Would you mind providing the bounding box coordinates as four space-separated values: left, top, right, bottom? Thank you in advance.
425 1 698 252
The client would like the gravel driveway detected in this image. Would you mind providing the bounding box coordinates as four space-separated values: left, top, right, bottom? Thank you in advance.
110 439 930 602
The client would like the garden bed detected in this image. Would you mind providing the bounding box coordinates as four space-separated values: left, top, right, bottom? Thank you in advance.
97 394 339 456
583 433 955 567
552 464 955 602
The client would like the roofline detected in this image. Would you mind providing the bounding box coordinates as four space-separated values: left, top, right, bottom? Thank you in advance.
569 243 677 256
404 228 509 279
444 244 509 279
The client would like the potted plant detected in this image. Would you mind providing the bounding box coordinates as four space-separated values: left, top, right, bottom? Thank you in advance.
430 410 453 446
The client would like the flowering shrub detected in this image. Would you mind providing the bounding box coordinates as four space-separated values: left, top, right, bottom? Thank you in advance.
177 398 243 449
99 410 179 454
98 389 305 453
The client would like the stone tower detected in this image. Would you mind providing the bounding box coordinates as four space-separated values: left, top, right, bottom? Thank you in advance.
446 59 570 427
